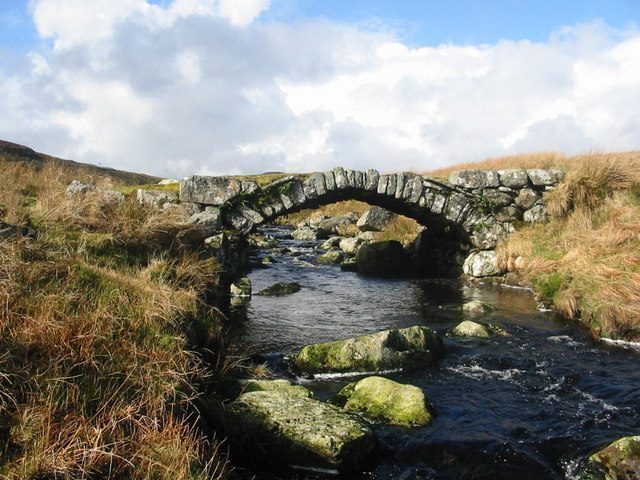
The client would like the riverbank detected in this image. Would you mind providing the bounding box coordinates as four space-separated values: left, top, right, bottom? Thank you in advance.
0 161 230 478
429 152 640 341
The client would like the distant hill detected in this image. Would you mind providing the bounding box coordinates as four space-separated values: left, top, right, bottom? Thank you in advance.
0 140 160 186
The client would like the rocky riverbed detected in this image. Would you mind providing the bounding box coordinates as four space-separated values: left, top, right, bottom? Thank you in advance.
222 226 640 480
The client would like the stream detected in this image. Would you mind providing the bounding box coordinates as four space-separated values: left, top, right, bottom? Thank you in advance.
227 226 640 480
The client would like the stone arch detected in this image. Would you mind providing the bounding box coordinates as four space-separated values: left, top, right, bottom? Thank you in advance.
179 166 564 253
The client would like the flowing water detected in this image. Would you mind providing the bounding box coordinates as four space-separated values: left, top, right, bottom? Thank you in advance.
226 226 640 480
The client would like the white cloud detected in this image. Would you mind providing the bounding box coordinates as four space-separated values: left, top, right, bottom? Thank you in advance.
2 5 640 177
217 0 269 27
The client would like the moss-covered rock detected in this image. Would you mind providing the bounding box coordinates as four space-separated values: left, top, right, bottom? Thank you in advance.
448 320 508 339
317 250 344 265
241 379 313 398
589 435 640 479
292 325 444 374
229 390 376 471
337 376 434 427
256 282 301 296
462 300 493 314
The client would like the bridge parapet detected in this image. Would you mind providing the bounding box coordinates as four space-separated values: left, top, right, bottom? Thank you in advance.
179 167 565 252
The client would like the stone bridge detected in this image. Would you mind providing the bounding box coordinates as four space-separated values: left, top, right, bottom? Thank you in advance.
180 167 564 253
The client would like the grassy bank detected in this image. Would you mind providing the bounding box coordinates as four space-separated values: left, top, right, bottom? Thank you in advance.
0 161 228 479
428 152 640 341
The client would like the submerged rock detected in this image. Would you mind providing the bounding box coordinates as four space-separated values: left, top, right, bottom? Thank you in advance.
241 379 312 398
462 300 494 314
355 240 408 277
292 325 444 374
256 282 301 296
448 320 508 339
317 250 344 265
230 390 376 471
337 376 434 427
589 435 640 480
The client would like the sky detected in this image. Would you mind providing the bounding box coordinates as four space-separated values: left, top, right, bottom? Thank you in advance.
0 1 639 177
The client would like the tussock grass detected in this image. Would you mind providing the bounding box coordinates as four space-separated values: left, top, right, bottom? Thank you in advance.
0 160 228 479
450 151 640 341
375 216 423 245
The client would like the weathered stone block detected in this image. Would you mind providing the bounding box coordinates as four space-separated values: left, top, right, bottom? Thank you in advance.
186 206 222 230
309 172 327 196
523 204 547 223
481 189 513 207
493 205 521 222
394 172 406 199
515 188 540 210
365 169 379 190
527 169 555 186
323 171 336 190
498 169 529 188
409 177 424 203
443 194 469 222
180 175 248 205
377 175 389 194
333 167 348 189
386 174 397 196
449 170 500 189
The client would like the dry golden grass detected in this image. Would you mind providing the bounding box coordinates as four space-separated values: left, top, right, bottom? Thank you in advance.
0 160 228 479
375 215 423 244
425 150 640 179
276 199 370 227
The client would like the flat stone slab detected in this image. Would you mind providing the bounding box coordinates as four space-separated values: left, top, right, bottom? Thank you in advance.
230 390 376 471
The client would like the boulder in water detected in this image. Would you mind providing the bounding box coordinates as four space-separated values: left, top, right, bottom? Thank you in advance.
448 320 508 339
337 376 434 427
339 237 362 255
256 282 301 296
355 240 409 277
291 226 318 241
292 325 444 374
317 250 344 265
588 435 640 480
229 390 376 471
